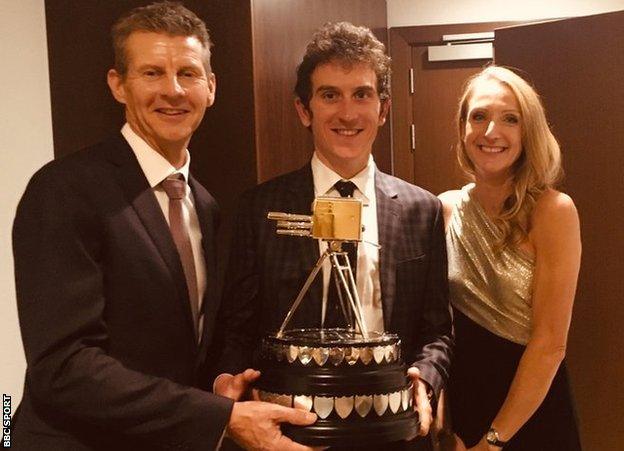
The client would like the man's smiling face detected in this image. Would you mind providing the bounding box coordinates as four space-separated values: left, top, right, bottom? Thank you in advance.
295 60 388 178
108 31 215 159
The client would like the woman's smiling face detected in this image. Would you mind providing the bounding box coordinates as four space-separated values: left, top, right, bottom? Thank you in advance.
463 78 523 182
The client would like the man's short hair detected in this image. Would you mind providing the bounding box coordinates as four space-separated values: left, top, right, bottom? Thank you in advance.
112 1 213 76
295 22 391 109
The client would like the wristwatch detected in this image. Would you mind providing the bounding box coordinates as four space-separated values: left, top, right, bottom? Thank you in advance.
486 427 507 448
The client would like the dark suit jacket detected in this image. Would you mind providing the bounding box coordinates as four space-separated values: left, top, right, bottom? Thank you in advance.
12 135 233 450
211 163 453 398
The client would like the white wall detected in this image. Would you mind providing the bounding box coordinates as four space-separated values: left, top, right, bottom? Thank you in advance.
0 0 54 411
387 0 624 27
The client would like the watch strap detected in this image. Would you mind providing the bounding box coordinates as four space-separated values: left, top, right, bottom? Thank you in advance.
486 427 507 447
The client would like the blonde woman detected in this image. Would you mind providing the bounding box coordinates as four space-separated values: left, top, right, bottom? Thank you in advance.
439 66 582 450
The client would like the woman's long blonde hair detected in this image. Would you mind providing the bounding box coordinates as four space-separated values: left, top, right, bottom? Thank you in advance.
456 66 563 248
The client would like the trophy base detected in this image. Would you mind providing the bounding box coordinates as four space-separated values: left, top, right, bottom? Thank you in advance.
282 410 419 447
256 328 419 446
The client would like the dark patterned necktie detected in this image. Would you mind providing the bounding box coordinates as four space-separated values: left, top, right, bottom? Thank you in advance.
325 180 358 328
161 174 199 340
334 180 356 199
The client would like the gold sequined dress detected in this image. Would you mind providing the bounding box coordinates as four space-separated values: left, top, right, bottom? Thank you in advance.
446 184 580 450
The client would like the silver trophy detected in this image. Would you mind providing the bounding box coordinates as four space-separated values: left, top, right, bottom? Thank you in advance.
256 197 418 446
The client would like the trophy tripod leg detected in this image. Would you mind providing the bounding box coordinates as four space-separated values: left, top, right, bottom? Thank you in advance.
330 260 353 329
276 249 330 338
329 253 369 338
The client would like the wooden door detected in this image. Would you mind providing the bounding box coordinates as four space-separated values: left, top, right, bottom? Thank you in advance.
495 11 624 450
390 22 518 194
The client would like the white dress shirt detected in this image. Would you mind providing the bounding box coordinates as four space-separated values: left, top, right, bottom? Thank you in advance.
311 152 383 332
121 124 207 319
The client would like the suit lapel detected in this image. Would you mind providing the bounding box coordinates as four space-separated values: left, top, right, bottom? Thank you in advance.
188 176 219 354
375 170 402 330
107 136 197 346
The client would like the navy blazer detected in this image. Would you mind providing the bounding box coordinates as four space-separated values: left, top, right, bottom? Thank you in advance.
12 135 232 450
212 163 453 397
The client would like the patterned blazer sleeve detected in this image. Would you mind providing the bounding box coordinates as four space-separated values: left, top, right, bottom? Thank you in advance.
409 197 454 398
377 171 453 400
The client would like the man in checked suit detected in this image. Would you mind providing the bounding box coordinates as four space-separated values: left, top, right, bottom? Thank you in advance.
11 3 316 450
213 22 453 449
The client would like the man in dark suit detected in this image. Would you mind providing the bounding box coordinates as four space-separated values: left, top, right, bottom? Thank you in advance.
213 22 453 448
11 3 315 450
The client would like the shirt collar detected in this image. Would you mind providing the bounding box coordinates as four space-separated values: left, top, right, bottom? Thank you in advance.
311 152 376 201
121 123 191 188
